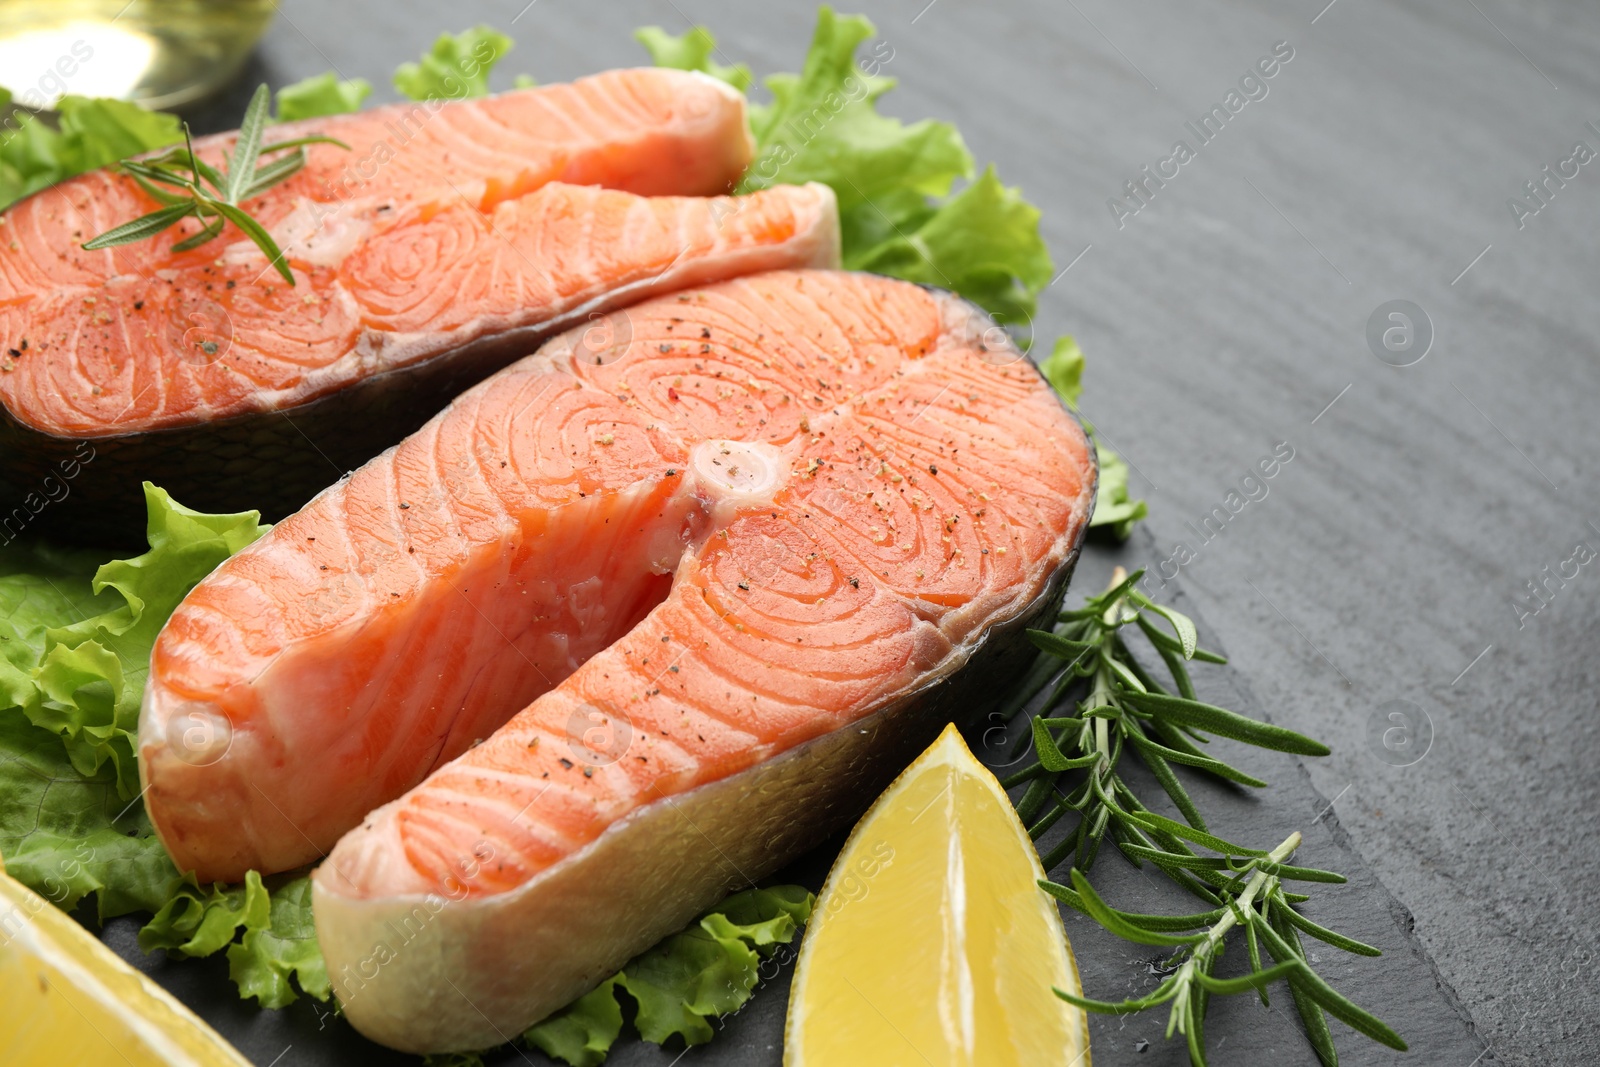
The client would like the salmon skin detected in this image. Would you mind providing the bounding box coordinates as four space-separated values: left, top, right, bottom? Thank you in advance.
138 268 1096 1050
0 68 839 541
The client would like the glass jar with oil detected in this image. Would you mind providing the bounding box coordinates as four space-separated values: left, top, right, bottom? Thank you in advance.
0 0 278 110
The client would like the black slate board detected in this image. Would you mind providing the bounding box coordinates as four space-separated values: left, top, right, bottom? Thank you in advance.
77 0 1600 1063
98 534 1486 1065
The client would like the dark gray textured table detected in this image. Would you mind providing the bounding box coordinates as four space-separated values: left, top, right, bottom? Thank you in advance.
124 1 1596 1064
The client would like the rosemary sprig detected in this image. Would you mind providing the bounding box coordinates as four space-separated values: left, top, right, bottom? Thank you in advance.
1004 570 1405 1063
1002 567 1327 883
82 84 348 285
1043 831 1407 1065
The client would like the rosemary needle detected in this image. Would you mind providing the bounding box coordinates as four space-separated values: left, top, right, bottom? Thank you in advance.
82 84 349 286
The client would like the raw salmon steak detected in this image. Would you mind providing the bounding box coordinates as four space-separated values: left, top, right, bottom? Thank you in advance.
0 68 838 539
140 268 1095 1051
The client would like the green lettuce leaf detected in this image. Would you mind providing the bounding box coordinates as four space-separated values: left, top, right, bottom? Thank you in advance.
523 979 624 1067
274 72 372 121
634 27 752 91
0 486 323 1007
0 95 181 211
228 873 330 1007
0 711 180 921
138 870 327 1009
646 8 1049 327
738 10 974 271
1040 335 1087 409
53 96 183 171
1092 444 1149 540
1042 337 1148 538
7 484 267 797
741 9 965 200
394 26 514 102
0 541 109 708
524 885 814 1065
139 871 264 959
850 165 1052 325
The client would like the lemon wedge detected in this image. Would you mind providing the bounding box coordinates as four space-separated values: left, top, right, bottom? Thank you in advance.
785 722 1090 1066
0 856 251 1067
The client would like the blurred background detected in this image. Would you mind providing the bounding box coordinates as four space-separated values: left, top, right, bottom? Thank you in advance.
0 0 278 109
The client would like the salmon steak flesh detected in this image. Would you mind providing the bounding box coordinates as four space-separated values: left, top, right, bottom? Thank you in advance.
138 269 1096 1052
0 68 838 539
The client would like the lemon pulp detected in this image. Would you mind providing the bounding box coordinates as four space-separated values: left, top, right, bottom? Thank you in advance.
0 856 250 1066
786 722 1089 1066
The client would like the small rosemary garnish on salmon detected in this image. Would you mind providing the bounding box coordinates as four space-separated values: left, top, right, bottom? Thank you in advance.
1001 569 1406 1063
82 85 348 285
